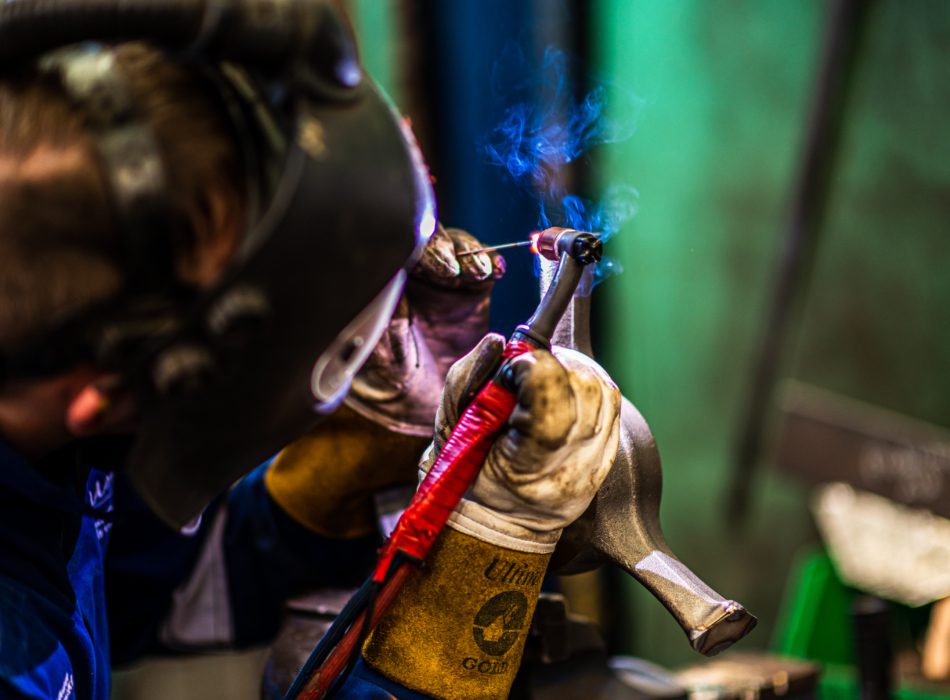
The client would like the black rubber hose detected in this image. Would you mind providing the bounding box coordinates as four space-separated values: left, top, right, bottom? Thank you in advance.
0 0 332 70
283 575 375 698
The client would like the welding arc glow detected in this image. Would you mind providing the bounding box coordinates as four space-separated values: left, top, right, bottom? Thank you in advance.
482 45 641 290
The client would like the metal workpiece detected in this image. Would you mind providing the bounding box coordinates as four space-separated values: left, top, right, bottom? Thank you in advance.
542 258 757 656
554 399 756 655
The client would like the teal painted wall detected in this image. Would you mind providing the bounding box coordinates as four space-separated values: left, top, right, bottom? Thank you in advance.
595 0 950 666
348 0 404 108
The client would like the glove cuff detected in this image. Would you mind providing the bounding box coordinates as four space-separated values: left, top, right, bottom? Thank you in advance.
447 500 561 554
363 528 550 700
265 406 427 537
343 395 435 438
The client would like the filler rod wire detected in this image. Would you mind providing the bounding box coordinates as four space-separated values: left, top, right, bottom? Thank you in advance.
456 240 536 257
458 231 600 258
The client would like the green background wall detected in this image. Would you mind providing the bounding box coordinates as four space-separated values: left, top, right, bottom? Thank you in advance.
596 0 950 666
348 0 403 108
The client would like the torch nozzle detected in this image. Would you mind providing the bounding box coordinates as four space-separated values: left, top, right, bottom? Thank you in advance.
534 227 603 264
457 228 602 264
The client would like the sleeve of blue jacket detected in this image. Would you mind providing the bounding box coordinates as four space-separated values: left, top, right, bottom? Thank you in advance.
106 464 378 666
334 658 431 700
0 571 92 700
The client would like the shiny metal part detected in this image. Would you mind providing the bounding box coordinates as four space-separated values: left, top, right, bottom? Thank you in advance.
542 258 757 656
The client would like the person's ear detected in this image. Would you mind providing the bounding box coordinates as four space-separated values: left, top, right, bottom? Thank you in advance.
176 189 242 287
65 376 137 437
65 381 112 437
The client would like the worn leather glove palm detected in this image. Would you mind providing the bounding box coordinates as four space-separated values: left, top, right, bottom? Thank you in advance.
344 224 505 436
363 335 621 700
266 226 504 536
424 332 623 552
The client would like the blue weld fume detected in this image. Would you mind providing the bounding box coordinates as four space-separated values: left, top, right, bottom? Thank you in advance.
540 185 639 290
482 45 641 290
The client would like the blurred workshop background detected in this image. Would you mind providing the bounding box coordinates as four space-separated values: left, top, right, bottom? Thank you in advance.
344 0 950 689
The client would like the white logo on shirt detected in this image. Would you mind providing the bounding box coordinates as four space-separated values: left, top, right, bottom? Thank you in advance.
87 473 114 540
57 673 74 699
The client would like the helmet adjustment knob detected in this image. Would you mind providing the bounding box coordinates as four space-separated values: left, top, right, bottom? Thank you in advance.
153 344 215 396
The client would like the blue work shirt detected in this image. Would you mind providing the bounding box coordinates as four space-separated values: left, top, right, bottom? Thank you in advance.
0 435 424 699
0 438 113 699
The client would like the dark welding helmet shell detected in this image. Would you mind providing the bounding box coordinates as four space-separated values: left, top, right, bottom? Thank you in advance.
0 1 434 527
128 77 432 527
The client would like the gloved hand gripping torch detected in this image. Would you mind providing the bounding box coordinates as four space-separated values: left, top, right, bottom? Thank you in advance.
285 228 602 700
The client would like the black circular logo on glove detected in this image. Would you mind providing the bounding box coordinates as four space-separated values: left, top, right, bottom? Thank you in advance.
472 591 528 656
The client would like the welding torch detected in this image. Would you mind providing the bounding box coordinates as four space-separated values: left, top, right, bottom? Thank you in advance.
285 226 602 700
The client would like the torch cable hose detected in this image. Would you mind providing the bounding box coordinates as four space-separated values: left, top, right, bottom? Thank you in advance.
285 248 594 699
283 575 376 699
518 253 582 344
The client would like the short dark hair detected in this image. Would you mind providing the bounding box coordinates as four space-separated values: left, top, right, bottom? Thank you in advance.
0 43 244 348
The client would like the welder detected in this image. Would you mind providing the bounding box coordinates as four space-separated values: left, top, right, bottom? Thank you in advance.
0 3 621 700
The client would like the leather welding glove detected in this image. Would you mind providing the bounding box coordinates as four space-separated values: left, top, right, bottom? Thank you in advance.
426 333 622 552
264 404 429 538
362 334 621 700
265 226 504 537
344 223 505 436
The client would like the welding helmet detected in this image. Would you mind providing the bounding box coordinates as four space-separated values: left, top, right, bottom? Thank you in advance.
0 1 435 527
